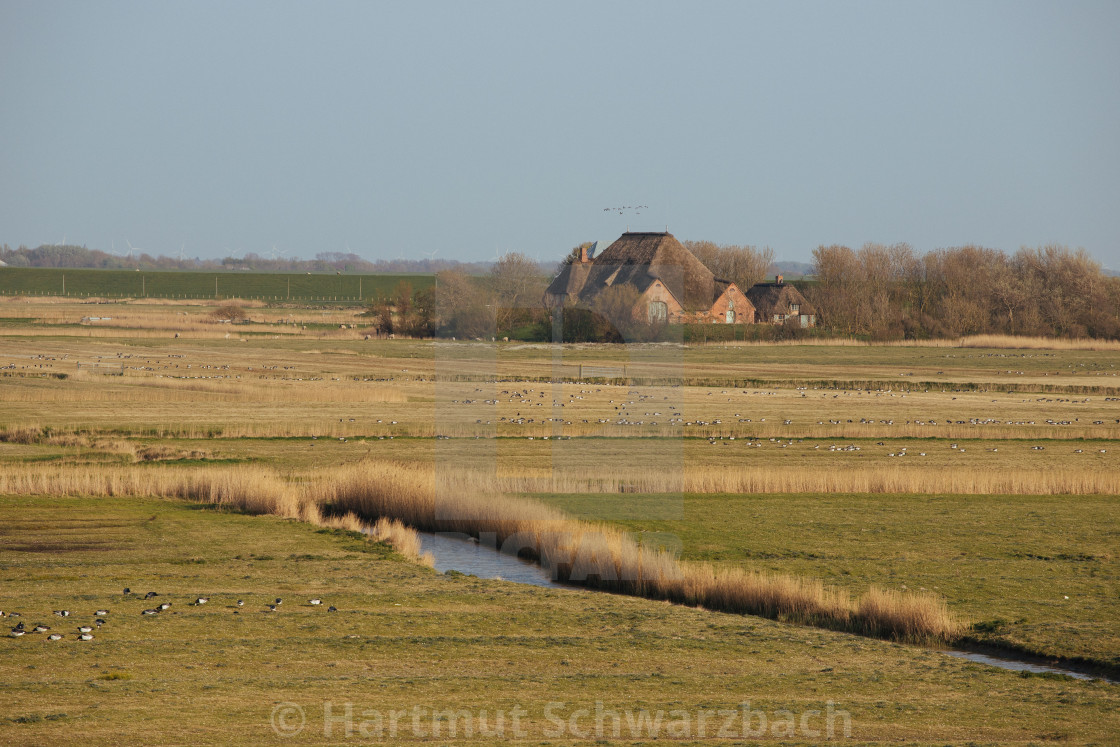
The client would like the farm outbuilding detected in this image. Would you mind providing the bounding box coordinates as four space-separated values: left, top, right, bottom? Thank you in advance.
745 276 816 327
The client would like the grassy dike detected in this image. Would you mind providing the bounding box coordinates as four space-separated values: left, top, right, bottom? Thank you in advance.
2 493 1119 744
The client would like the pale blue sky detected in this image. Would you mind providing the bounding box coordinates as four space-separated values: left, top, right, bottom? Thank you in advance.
2 1 1118 266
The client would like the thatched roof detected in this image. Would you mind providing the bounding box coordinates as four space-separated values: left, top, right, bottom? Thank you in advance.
745 281 815 318
575 232 718 311
544 260 593 304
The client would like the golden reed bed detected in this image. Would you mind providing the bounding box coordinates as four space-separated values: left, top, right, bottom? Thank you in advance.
0 461 961 643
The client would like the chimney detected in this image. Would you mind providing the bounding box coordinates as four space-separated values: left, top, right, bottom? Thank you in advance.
580 245 589 263
776 274 784 284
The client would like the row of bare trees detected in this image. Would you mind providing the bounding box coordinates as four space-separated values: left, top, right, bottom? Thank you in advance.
367 254 550 340
809 243 1120 339
682 241 775 291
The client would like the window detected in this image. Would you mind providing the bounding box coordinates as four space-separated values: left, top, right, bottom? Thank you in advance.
648 301 668 323
791 303 799 313
728 298 734 310
726 309 735 323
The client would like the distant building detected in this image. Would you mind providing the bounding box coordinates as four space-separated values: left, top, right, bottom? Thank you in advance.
544 232 755 324
745 275 816 327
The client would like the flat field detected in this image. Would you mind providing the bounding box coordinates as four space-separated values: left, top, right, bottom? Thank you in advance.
2 298 1118 743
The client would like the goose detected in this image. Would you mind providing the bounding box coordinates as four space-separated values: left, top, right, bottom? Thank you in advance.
95 609 109 616
10 629 25 637
78 633 93 641
194 597 209 605
159 603 171 611
144 591 158 599
33 625 49 633
47 634 62 641
275 598 283 605
123 588 131 595
309 599 322 606
95 619 106 626
78 626 93 633
142 608 158 615
236 600 244 607
55 610 70 617
267 604 277 612
327 606 338 613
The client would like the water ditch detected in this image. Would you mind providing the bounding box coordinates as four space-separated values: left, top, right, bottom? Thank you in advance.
417 530 1117 684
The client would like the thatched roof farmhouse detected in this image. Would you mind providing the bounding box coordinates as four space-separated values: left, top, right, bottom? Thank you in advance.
547 232 820 327
544 232 755 324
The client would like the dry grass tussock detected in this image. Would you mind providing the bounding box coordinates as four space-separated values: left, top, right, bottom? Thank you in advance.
313 462 960 643
0 464 431 565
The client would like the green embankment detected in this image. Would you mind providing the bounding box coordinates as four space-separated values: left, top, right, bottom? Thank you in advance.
0 267 433 302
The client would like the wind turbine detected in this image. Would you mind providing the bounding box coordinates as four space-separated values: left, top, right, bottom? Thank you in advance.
125 240 140 261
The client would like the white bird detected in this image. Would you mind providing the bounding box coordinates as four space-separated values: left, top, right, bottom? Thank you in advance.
195 597 208 605
47 634 62 641
78 626 93 633
78 633 93 641
95 609 109 616
309 599 322 606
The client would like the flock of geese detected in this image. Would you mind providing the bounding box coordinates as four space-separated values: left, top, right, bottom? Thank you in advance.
5 588 336 641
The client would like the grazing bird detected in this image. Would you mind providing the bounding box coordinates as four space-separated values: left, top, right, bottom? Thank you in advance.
275 598 282 605
237 600 244 607
47 634 62 641
33 625 49 633
159 603 171 610
95 609 109 616
144 592 158 599
309 599 322 606
267 604 277 612
195 597 209 605
10 629 25 637
95 619 106 626
327 606 337 613
78 626 93 633
78 633 93 641
55 610 70 617
142 609 158 615
123 588 131 595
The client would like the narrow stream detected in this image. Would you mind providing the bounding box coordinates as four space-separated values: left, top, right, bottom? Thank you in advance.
417 531 1115 684
418 531 567 589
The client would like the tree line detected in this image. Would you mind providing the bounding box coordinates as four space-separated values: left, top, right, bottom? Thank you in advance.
0 243 548 276
807 243 1120 340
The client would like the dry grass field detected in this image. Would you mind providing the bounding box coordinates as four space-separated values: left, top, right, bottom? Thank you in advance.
2 298 1118 743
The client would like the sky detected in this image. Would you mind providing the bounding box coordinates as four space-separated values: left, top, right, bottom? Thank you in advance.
2 1 1119 267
